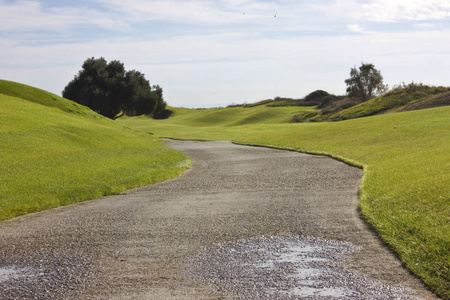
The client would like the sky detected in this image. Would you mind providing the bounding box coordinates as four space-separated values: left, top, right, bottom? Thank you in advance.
1 0 449 108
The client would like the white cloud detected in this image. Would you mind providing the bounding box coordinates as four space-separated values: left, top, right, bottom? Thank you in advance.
413 22 441 30
347 24 364 33
367 0 450 22
0 0 125 32
93 0 250 24
94 0 321 28
322 0 450 23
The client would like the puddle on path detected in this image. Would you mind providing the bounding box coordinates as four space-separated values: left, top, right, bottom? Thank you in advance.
186 236 417 299
0 266 43 284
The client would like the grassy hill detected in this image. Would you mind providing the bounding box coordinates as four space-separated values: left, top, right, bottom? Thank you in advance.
119 105 450 298
0 79 191 221
121 105 317 139
0 79 104 117
165 105 316 126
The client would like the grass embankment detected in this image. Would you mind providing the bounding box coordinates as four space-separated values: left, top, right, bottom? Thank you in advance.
122 105 317 139
119 106 450 298
307 84 450 122
0 80 191 221
169 105 317 126
327 85 450 121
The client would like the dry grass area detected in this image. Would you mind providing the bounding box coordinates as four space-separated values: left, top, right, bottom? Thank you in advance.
399 91 450 112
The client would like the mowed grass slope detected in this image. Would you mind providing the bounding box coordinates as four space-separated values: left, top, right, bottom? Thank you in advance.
119 106 450 298
0 80 191 221
122 105 317 139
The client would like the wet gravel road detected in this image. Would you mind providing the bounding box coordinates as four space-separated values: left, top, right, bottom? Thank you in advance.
0 140 437 299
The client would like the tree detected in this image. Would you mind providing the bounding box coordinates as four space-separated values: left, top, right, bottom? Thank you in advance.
121 70 154 117
151 85 167 116
345 63 388 102
62 57 164 119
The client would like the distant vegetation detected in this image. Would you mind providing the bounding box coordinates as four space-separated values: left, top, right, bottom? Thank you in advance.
345 63 388 101
321 82 450 122
0 79 190 221
223 63 449 124
223 82 450 124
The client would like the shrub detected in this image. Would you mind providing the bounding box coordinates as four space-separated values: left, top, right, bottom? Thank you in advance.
318 95 338 109
290 111 319 122
304 90 330 106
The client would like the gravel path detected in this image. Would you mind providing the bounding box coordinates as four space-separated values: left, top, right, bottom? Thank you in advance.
0 140 437 299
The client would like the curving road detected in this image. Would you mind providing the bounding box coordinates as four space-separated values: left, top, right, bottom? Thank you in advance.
0 140 437 299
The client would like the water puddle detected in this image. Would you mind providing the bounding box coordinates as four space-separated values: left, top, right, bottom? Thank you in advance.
186 236 415 299
0 266 43 284
291 286 350 297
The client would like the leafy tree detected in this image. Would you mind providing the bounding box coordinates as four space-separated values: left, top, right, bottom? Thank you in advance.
62 57 164 119
121 70 154 117
151 84 167 117
345 63 388 101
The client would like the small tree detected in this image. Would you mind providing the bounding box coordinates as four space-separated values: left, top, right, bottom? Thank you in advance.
345 63 388 102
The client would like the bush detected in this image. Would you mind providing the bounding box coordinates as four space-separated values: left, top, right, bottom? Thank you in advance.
303 90 330 106
305 90 329 102
318 95 338 109
153 109 173 119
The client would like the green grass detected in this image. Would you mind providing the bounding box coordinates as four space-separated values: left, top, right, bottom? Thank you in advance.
174 105 317 126
119 106 450 298
121 105 317 137
0 80 191 221
0 79 104 118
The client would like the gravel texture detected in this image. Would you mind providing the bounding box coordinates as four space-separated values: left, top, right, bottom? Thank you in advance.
0 140 438 299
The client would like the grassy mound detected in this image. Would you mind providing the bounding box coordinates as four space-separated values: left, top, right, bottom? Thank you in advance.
0 80 103 118
0 80 191 221
122 105 317 130
119 105 450 298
